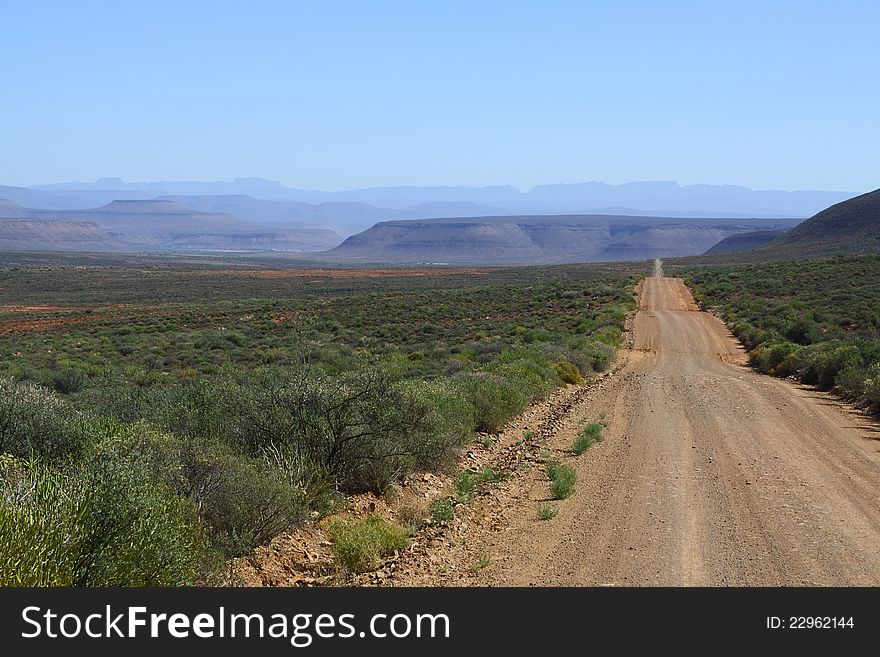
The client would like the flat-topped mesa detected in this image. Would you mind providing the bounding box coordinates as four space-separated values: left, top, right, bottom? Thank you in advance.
91 199 209 214
326 214 798 265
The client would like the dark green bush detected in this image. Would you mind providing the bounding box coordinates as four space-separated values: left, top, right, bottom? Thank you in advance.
748 342 800 377
103 424 310 557
235 367 471 493
863 365 880 407
194 449 309 557
488 359 557 400
796 341 861 389
48 367 88 394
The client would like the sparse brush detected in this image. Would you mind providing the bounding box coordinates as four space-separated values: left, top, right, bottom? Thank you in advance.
395 499 428 530
473 552 491 571
546 460 576 500
429 497 454 522
572 422 604 455
454 467 505 503
537 503 558 520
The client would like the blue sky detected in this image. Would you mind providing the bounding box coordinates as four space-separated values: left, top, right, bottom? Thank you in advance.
2 1 877 192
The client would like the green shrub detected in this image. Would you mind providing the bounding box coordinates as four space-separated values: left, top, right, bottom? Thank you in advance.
189 448 310 557
573 422 603 455
783 318 821 345
749 342 799 376
489 357 558 400
429 497 454 522
537 503 558 520
263 443 341 517
236 368 472 493
0 378 105 463
546 460 576 500
835 365 868 400
863 364 880 407
453 373 529 433
0 455 210 586
325 515 409 573
48 367 88 394
103 424 311 557
571 339 616 373
797 341 861 389
554 360 584 385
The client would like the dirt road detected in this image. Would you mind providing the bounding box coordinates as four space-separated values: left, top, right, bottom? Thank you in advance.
442 261 880 586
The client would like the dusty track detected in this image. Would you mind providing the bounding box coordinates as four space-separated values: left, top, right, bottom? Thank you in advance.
389 261 880 586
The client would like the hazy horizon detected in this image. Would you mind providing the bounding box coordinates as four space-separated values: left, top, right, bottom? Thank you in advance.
2 1 878 192
16 176 862 195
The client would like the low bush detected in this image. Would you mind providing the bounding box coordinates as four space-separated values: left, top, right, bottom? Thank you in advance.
748 342 799 376
103 424 311 557
553 360 584 385
324 515 409 573
429 497 454 522
573 422 604 455
454 467 505 503
546 460 576 500
487 349 560 394
864 365 880 408
236 368 473 493
796 341 862 390
537 503 558 521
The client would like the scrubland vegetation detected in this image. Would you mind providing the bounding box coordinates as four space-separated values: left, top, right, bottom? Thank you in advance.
0 260 641 584
679 254 880 412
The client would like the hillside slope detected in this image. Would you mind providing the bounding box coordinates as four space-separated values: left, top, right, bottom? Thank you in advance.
703 230 785 255
761 187 880 256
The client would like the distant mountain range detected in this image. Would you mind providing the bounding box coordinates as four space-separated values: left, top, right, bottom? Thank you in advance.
0 177 872 261
11 177 857 217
